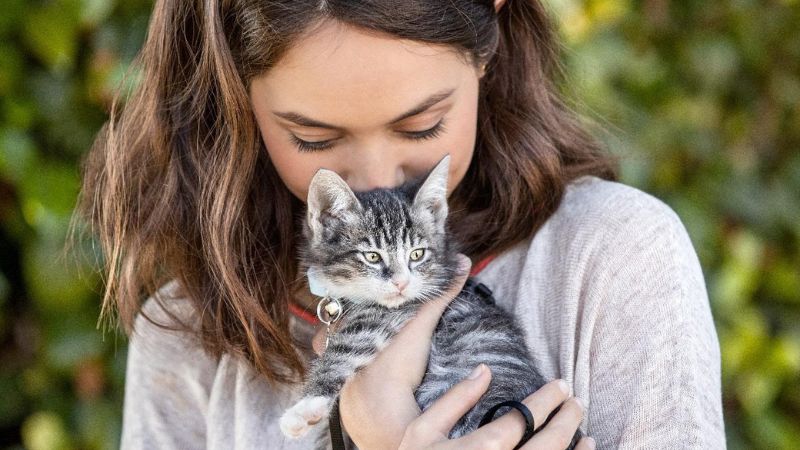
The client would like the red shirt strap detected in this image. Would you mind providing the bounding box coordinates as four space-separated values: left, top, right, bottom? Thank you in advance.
470 253 497 276
289 254 497 325
288 301 319 325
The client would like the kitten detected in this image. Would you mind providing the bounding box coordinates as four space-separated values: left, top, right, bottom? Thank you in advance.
280 155 582 449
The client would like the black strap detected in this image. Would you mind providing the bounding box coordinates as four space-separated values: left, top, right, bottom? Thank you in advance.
479 400 538 449
329 396 347 450
463 278 496 305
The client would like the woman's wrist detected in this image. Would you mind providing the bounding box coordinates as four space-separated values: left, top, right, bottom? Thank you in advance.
340 382 422 449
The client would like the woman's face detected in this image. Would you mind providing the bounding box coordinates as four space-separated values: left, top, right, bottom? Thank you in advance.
249 20 485 202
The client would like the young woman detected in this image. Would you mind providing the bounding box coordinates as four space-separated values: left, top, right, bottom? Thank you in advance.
74 0 725 448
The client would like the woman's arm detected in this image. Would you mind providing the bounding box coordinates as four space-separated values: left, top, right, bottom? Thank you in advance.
120 293 216 449
583 196 726 449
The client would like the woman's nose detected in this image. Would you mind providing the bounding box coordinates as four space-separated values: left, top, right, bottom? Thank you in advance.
344 161 406 192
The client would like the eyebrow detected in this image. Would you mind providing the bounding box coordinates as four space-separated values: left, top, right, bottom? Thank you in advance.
272 88 456 130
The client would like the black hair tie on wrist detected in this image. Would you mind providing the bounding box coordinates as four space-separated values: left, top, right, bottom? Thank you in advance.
479 400 537 450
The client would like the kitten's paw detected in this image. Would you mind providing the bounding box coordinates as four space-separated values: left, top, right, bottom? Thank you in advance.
279 396 331 439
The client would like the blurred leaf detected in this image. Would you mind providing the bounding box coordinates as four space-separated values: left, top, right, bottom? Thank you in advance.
21 365 56 399
75 399 121 450
3 96 37 130
737 369 781 415
0 270 8 302
711 230 763 314
763 259 800 304
745 408 800 450
0 270 8 335
0 372 26 427
0 0 25 37
720 307 768 380
685 37 740 92
21 411 74 450
0 44 24 95
44 329 105 372
23 238 94 315
22 2 82 73
763 334 800 379
18 161 80 224
0 127 38 185
80 0 115 29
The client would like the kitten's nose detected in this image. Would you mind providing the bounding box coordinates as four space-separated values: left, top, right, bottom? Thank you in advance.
392 277 409 293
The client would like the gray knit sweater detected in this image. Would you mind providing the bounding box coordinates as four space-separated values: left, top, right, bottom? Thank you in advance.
119 175 726 449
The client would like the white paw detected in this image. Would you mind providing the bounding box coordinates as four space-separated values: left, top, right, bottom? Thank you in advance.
279 396 331 438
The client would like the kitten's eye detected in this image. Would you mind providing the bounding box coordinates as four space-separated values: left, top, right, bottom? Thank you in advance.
363 252 382 263
409 248 425 261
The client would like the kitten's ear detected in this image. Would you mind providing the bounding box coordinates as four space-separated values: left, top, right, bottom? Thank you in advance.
412 155 450 230
307 169 361 238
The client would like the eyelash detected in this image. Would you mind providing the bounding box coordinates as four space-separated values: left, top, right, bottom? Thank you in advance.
290 118 447 152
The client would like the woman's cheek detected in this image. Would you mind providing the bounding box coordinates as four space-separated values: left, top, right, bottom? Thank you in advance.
260 131 323 201
442 114 478 192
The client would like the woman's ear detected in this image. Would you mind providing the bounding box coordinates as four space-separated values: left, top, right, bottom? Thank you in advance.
494 0 507 13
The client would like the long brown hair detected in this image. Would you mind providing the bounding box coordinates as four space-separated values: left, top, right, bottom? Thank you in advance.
71 0 618 388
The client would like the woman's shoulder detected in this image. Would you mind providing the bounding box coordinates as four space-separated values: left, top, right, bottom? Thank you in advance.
129 279 215 367
556 174 686 237
135 279 199 332
479 175 701 294
552 174 702 277
550 175 700 269
121 280 223 448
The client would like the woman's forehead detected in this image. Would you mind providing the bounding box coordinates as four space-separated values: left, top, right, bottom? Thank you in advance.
249 21 474 130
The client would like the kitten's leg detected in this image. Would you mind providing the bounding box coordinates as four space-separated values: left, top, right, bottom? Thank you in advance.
280 395 332 438
280 311 411 439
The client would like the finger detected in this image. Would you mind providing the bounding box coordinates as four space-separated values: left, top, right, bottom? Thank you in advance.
456 378 571 449
404 364 492 445
574 436 597 450
520 397 586 450
409 254 471 327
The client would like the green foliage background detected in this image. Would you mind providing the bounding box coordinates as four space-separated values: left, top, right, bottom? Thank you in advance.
0 0 797 448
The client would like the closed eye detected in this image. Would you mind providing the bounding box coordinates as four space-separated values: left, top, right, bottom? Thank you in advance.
291 118 447 152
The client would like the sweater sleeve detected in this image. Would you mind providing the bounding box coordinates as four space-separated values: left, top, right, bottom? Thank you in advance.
583 193 726 449
120 286 218 450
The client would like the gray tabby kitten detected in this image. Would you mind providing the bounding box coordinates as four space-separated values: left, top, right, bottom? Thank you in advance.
280 155 582 449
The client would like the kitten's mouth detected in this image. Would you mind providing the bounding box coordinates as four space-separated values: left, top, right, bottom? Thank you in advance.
384 293 408 307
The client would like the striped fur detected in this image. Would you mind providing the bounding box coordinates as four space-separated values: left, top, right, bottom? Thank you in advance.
280 157 581 449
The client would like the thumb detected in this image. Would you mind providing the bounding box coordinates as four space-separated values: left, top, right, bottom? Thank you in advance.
420 254 472 318
420 363 492 436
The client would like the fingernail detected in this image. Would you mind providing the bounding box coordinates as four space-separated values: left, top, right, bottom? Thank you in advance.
585 437 596 449
574 397 586 411
557 379 569 395
468 364 484 379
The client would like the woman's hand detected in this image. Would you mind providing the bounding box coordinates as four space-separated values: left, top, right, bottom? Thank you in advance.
398 367 595 450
